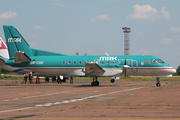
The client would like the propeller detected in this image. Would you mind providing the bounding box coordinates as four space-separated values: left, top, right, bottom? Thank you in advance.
124 56 130 79
124 57 127 79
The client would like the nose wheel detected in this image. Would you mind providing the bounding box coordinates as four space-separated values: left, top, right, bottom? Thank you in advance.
156 77 161 87
111 79 115 83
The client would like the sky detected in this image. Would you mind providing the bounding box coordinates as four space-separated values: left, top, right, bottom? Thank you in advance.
0 0 179 69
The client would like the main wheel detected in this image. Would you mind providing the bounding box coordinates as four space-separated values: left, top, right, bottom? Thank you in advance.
95 81 99 86
91 82 95 86
156 83 161 87
91 81 99 86
111 79 115 83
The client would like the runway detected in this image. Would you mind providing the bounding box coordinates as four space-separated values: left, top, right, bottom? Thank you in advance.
0 79 180 119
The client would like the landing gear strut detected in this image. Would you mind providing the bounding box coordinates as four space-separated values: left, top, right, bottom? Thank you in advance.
91 77 99 86
156 77 161 87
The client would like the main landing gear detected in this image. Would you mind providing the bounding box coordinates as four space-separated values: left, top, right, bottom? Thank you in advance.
91 77 99 86
156 77 161 87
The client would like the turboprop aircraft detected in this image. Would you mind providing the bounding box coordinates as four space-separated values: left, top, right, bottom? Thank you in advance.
3 25 176 86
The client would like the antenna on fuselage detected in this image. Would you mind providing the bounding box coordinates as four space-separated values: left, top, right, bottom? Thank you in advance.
75 51 79 56
105 52 109 56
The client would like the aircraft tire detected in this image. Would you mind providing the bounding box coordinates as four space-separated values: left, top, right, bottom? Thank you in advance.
156 83 161 87
91 82 95 86
95 81 99 86
111 79 115 83
91 81 99 86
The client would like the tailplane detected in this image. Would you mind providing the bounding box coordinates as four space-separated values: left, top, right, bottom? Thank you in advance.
3 25 68 62
3 25 33 59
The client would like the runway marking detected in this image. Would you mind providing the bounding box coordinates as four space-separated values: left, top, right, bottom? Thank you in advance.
23 88 104 99
35 86 146 107
0 85 150 113
0 107 33 113
3 99 9 102
13 98 19 100
1 82 149 102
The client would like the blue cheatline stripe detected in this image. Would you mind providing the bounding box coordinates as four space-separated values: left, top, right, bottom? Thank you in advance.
0 55 9 61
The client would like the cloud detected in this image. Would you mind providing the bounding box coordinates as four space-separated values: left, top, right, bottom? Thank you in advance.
57 3 65 6
169 26 180 33
29 42 37 47
0 11 17 20
33 26 42 30
160 7 170 20
90 14 111 22
108 0 120 1
136 49 151 55
136 32 144 36
175 51 180 56
159 38 171 45
127 4 157 20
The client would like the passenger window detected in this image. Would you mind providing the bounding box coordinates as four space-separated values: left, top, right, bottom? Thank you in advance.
84 61 87 64
118 60 121 64
112 61 115 64
101 61 104 64
79 61 82 64
68 61 71 64
107 61 109 64
63 61 66 64
74 61 76 64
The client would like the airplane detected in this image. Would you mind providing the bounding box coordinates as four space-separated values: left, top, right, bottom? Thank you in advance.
3 25 176 87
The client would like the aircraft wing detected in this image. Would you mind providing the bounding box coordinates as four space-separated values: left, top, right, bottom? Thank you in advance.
85 63 105 75
14 52 31 63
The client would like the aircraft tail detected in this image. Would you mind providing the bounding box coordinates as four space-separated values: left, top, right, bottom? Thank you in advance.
3 25 33 60
0 37 9 60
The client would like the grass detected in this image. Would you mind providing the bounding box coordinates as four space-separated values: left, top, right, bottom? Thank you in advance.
0 74 24 80
0 74 180 81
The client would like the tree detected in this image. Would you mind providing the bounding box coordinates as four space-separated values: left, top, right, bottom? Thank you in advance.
176 66 180 76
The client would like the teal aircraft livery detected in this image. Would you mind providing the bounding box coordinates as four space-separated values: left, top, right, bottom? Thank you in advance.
3 25 176 86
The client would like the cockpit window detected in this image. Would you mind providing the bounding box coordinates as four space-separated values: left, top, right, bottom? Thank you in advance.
156 59 164 63
152 59 164 63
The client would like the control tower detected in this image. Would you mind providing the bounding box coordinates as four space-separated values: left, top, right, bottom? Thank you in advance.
122 27 131 55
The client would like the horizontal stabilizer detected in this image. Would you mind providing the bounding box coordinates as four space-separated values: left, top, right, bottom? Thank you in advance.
85 62 105 75
14 52 31 63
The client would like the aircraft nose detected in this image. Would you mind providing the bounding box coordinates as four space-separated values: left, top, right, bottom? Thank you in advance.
169 68 176 74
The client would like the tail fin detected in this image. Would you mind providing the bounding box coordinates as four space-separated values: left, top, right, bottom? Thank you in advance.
3 25 33 59
0 37 9 60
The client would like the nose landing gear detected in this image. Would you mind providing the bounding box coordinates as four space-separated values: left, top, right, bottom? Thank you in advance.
111 79 115 83
156 77 161 87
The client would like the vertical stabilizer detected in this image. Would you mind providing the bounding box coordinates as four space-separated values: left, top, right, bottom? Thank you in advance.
0 37 9 60
3 25 33 59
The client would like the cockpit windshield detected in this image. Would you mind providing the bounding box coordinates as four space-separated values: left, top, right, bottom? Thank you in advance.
152 59 164 63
